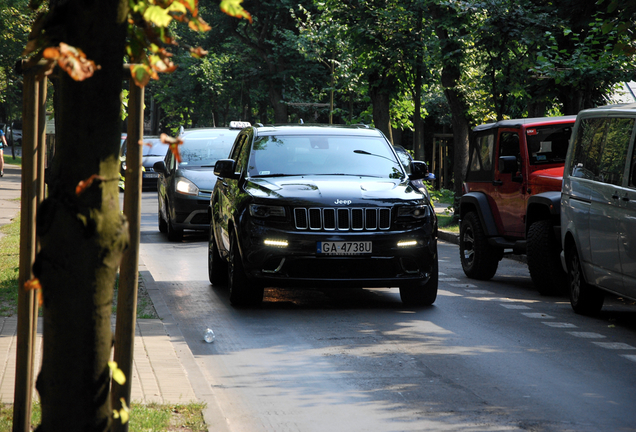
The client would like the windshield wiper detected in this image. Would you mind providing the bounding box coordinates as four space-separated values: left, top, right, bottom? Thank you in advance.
353 149 401 165
252 173 301 178
313 173 384 178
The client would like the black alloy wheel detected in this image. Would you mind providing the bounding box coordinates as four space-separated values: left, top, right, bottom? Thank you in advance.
399 257 439 306
459 211 500 280
228 230 263 306
208 225 228 285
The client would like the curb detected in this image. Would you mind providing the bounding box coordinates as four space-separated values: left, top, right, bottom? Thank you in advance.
438 229 458 245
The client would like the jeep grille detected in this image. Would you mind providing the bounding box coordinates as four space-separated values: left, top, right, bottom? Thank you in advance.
294 207 391 231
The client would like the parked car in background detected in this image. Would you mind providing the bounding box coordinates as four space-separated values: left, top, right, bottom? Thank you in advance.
153 125 247 241
458 116 576 295
119 135 169 191
208 124 438 307
561 103 636 315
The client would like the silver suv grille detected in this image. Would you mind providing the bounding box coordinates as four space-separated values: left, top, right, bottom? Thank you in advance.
294 207 391 231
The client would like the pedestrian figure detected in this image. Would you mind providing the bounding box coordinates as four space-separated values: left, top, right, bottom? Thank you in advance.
0 127 6 177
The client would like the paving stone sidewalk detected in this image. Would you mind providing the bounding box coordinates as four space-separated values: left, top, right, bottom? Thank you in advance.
0 159 197 405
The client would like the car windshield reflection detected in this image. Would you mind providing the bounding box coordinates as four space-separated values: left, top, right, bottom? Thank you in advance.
247 135 404 179
179 135 236 167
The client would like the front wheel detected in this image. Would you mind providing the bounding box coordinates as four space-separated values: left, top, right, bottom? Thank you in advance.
228 231 263 306
208 226 227 285
459 211 500 280
567 244 604 315
166 207 183 242
158 201 168 233
527 220 567 296
399 258 438 306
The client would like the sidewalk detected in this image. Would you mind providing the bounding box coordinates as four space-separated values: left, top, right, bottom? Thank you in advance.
0 159 197 405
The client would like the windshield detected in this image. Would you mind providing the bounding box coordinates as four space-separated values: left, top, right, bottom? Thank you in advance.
179 132 238 167
527 124 573 165
142 139 169 157
247 135 404 179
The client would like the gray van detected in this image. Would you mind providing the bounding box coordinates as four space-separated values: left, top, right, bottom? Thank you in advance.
561 103 636 315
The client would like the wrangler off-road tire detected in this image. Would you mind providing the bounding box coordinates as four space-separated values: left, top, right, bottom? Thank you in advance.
459 211 500 280
527 220 567 296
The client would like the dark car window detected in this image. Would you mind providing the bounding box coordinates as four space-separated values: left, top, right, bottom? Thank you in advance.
499 132 521 173
179 133 237 167
393 146 412 174
466 131 495 181
246 135 403 179
571 117 634 185
527 124 572 165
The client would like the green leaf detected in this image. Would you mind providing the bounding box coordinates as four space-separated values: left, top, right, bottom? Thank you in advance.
109 361 126 385
143 5 173 28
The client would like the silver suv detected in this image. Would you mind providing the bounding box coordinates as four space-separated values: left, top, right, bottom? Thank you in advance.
561 103 636 315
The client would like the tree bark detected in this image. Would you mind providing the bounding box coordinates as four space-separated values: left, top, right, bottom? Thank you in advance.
431 5 471 217
33 0 128 430
368 71 392 139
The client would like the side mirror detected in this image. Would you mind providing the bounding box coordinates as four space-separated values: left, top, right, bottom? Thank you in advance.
153 160 167 175
214 159 238 179
409 160 430 181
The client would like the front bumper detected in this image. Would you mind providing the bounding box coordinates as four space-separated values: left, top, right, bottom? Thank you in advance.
171 192 212 231
237 220 437 288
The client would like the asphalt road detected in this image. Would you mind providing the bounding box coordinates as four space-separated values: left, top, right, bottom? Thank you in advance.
136 191 636 432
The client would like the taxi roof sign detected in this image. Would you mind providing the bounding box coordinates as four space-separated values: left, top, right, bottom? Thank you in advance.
229 121 251 129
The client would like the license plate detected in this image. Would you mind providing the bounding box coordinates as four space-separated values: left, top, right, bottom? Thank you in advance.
317 241 372 255
144 172 159 178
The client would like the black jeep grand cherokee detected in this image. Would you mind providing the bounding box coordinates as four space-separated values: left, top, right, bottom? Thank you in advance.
208 124 438 306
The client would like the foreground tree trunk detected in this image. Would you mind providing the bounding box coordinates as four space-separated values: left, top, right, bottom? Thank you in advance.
33 0 128 430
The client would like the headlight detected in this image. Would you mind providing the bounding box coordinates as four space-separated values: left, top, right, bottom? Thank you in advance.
397 204 430 219
176 178 199 196
249 204 286 218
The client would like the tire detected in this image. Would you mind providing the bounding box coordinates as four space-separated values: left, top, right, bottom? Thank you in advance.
228 231 263 306
208 226 228 285
459 211 500 280
399 258 438 306
567 244 604 315
158 201 168 234
527 220 567 296
166 208 183 242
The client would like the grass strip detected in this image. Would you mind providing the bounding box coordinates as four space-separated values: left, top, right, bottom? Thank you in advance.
0 401 208 431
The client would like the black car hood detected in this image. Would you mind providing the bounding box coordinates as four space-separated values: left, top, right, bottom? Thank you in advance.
177 167 218 192
245 175 425 206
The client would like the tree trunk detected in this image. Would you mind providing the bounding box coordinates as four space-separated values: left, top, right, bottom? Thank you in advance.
269 83 288 123
413 60 424 161
33 0 128 430
431 5 471 218
368 73 391 139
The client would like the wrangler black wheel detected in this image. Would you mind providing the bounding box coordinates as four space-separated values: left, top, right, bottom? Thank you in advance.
459 211 500 280
527 220 566 295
